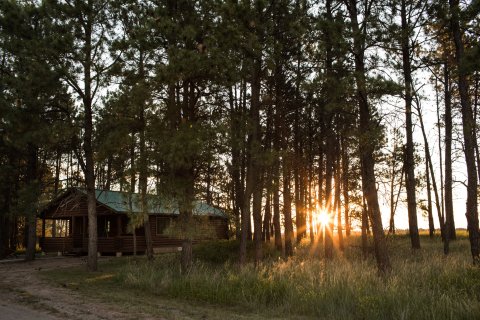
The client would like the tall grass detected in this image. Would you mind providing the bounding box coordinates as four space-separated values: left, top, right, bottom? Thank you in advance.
116 236 480 319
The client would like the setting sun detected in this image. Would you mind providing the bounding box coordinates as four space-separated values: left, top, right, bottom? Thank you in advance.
317 210 330 227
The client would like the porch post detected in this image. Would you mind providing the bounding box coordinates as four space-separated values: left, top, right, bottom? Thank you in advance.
82 216 86 250
116 215 122 257
117 215 122 236
41 218 45 238
82 216 86 237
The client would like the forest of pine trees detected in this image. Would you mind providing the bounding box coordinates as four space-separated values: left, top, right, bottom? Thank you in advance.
0 0 479 274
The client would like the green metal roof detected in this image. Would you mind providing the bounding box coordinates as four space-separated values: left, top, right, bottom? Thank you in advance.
73 188 227 219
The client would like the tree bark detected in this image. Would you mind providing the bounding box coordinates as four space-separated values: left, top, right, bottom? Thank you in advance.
324 129 335 259
127 135 137 255
25 145 38 262
283 151 294 257
263 187 271 242
388 143 399 235
435 79 446 238
347 0 391 272
241 52 263 265
449 0 479 264
323 0 335 260
273 106 282 251
335 144 344 251
401 0 420 249
443 62 456 240
474 74 480 182
415 94 449 253
426 148 434 237
54 151 61 194
139 113 153 260
318 128 325 241
341 137 351 237
281 95 294 257
361 195 368 257
83 7 98 270
228 86 243 240
138 56 154 261
178 81 196 274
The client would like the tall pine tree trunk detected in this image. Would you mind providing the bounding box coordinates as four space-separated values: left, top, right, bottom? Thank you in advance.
272 12 284 252
138 57 154 261
318 128 325 241
474 74 480 182
54 151 61 194
324 130 334 259
129 137 137 256
449 0 480 264
335 141 344 251
323 0 335 260
25 145 38 262
139 110 153 260
426 149 434 237
347 0 391 272
435 79 446 238
401 0 420 249
241 53 263 265
273 108 282 251
444 62 456 240
249 54 263 264
263 192 271 241
81 3 98 271
283 151 294 257
175 80 197 274
388 145 399 235
341 137 351 236
84 98 97 272
281 96 294 257
361 195 368 257
416 97 449 253
228 86 243 240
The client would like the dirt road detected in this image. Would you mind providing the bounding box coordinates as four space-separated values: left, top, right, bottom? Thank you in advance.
0 299 58 320
0 257 144 320
0 256 267 320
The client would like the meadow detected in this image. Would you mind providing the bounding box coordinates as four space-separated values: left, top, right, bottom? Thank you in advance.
44 233 480 319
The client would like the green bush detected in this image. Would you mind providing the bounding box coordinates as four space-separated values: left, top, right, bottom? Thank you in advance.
193 239 282 264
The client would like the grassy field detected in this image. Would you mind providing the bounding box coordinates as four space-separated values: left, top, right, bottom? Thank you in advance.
43 233 480 319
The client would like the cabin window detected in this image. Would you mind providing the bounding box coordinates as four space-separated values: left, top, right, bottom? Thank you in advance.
98 216 113 237
43 219 71 237
156 217 172 235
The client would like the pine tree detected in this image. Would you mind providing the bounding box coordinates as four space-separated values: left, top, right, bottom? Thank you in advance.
448 0 480 264
46 0 120 271
344 0 391 272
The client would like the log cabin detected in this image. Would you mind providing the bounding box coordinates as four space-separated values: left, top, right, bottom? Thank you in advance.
39 188 229 255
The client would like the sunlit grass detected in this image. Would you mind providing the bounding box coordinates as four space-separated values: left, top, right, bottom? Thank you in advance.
44 235 480 319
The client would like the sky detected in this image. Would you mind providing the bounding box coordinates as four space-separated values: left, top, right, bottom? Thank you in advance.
379 69 470 231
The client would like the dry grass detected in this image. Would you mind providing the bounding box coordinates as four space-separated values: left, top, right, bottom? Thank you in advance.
44 234 480 319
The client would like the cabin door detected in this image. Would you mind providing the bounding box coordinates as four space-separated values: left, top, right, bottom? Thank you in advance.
73 216 83 248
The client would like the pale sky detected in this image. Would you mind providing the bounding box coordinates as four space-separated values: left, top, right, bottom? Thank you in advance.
378 71 469 231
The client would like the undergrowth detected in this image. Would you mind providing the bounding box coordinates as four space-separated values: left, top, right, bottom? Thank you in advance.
46 235 480 319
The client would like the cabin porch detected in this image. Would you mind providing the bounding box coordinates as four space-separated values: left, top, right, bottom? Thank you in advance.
39 214 148 254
